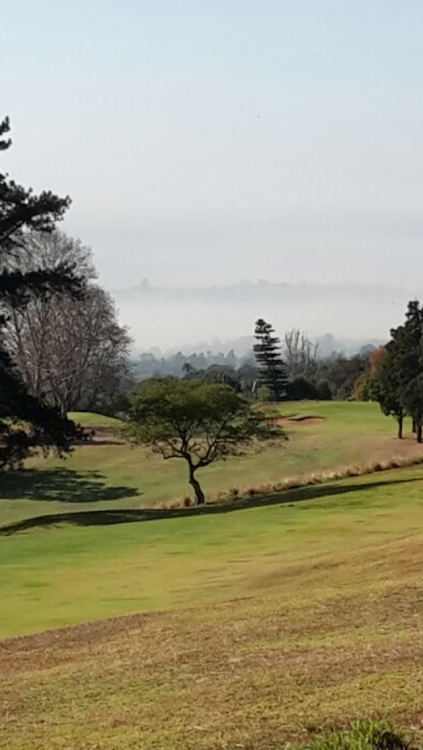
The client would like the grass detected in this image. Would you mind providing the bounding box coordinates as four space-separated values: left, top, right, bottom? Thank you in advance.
305 722 410 750
68 411 122 427
1 463 423 637
1 401 422 527
1 401 423 748
1 465 423 748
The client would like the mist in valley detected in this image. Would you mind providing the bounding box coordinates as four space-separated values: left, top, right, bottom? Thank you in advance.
112 279 414 354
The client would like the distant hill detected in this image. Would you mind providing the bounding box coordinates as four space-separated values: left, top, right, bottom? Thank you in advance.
111 279 413 352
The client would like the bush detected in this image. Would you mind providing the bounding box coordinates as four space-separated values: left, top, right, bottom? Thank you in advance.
316 378 332 400
287 377 319 400
256 385 273 402
305 721 409 750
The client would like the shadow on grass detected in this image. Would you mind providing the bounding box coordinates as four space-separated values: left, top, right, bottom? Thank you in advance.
0 468 140 504
1 475 420 536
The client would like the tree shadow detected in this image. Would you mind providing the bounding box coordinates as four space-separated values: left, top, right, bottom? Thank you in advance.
0 468 141 504
1 475 420 536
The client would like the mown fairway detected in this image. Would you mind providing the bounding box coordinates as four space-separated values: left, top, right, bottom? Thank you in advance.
1 466 423 748
1 402 423 749
1 402 422 528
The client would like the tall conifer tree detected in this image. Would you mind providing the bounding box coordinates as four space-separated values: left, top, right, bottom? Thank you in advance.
253 318 287 401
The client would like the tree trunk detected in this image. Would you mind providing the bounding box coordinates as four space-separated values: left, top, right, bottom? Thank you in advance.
412 418 417 434
417 423 422 444
188 465 205 505
397 415 403 439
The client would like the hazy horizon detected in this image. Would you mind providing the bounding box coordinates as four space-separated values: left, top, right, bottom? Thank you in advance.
3 0 423 293
111 279 417 351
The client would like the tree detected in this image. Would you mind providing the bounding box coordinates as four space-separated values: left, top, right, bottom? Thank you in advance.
367 348 405 438
0 116 82 467
4 231 131 415
286 376 319 401
401 375 423 443
316 379 332 400
367 303 423 441
283 328 318 377
253 319 287 401
126 378 285 504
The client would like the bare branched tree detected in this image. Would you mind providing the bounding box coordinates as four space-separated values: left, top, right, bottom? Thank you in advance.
4 231 131 414
283 328 318 377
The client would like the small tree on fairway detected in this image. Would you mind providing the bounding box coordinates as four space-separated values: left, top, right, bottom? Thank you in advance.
253 319 288 401
126 378 285 504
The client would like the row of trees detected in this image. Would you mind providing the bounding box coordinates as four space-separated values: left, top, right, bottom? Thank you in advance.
365 301 423 442
135 325 373 403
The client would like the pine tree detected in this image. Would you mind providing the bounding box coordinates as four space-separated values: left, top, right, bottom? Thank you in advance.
253 318 287 401
0 116 82 468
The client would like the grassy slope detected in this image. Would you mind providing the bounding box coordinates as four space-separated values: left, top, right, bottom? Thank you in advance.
1 463 423 638
1 402 422 527
68 411 122 427
1 465 423 749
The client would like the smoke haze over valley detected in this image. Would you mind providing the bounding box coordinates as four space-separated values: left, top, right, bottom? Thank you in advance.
112 279 415 353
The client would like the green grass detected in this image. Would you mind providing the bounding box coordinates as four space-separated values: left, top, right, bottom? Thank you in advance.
1 401 421 528
1 401 423 748
68 411 122 427
1 463 423 638
1 465 423 748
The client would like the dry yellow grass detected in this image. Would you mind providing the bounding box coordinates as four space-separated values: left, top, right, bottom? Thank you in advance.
1 533 423 750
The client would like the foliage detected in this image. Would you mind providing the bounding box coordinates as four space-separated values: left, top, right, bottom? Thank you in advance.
256 384 273 402
313 354 369 400
367 349 405 438
0 116 82 467
287 376 319 400
369 302 423 441
253 318 288 401
401 375 423 443
316 378 332 400
305 721 408 750
134 348 243 379
126 378 285 503
4 230 131 415
283 327 318 377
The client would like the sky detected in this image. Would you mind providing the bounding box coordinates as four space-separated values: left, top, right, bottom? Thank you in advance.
2 0 423 293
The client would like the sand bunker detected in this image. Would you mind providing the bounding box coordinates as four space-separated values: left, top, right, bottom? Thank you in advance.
274 416 325 426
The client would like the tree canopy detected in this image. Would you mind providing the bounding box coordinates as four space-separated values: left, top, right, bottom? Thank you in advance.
369 301 423 442
0 116 82 467
4 230 131 415
253 319 288 401
126 378 285 504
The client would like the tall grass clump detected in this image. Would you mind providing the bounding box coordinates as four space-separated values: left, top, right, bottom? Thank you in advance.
304 721 410 750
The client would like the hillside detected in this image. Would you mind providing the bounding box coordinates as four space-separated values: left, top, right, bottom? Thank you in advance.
1 464 423 748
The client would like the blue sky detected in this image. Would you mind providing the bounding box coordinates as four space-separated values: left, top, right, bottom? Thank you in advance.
3 0 423 289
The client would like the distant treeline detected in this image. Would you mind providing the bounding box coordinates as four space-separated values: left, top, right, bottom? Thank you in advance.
131 332 377 402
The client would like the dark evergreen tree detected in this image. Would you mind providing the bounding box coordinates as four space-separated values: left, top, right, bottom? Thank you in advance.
0 116 82 468
401 375 423 443
253 318 288 401
368 349 405 439
369 301 423 442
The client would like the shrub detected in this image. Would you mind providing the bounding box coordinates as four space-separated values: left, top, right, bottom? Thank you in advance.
305 721 409 750
256 385 273 402
287 376 319 401
316 379 333 400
